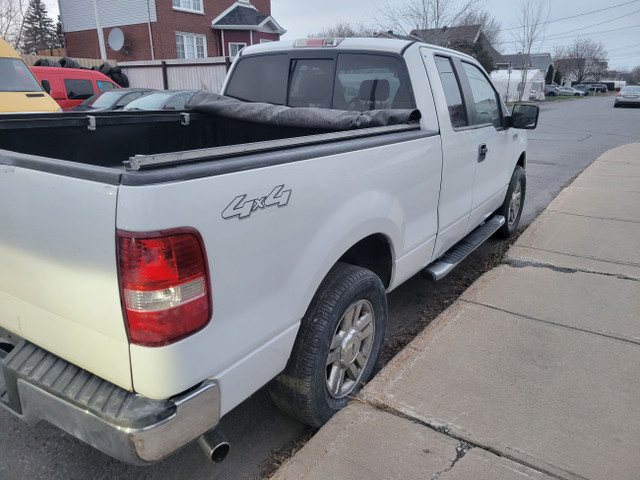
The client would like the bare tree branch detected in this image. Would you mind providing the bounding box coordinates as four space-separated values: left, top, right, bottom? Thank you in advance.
309 21 377 38
455 9 501 45
371 0 481 36
554 38 608 83
0 0 28 47
511 0 550 101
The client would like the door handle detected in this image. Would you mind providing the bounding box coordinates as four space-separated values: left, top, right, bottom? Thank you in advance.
478 144 488 163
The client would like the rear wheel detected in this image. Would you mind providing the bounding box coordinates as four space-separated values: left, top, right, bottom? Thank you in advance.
496 165 526 238
269 263 387 427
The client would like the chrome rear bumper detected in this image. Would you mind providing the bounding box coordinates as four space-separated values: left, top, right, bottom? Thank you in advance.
0 341 220 465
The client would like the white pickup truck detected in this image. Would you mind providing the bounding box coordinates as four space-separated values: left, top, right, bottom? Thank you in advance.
0 38 538 465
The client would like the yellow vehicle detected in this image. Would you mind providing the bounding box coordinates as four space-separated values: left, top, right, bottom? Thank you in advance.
1 37 60 113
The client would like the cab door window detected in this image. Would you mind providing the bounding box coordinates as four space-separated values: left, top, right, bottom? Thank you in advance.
434 56 468 128
461 62 502 128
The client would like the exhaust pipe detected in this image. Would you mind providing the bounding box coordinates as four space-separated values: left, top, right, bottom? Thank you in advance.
197 428 231 463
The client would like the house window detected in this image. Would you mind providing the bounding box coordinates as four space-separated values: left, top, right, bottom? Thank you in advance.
172 0 203 13
176 33 206 59
228 42 246 58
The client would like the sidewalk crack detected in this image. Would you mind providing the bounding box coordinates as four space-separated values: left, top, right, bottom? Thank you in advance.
506 257 640 282
462 300 640 346
430 441 472 480
356 397 587 480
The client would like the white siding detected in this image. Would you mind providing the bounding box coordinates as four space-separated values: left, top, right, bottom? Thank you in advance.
119 57 229 92
60 0 158 33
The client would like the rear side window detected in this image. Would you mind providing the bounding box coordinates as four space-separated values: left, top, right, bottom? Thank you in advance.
225 54 288 105
434 56 468 128
64 78 94 100
335 54 413 111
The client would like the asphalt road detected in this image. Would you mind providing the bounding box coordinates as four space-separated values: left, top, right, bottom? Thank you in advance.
1 94 638 480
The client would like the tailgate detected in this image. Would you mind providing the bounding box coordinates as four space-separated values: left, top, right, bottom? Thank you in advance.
0 161 131 390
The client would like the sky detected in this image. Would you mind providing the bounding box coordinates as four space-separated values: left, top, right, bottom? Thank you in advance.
270 0 640 72
44 0 640 72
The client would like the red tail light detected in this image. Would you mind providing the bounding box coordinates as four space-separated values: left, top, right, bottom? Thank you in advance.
117 229 211 346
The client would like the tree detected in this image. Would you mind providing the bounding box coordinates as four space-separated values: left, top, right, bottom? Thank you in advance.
309 22 377 38
511 0 549 101
554 38 608 84
372 0 481 36
54 15 64 49
449 38 495 72
20 0 57 55
0 0 28 48
454 9 501 45
545 65 553 84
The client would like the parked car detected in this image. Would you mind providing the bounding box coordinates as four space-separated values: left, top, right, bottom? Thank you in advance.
0 37 60 113
31 66 119 110
573 84 591 94
544 84 560 96
558 86 585 97
63 88 156 112
123 90 198 111
589 83 608 93
613 85 640 107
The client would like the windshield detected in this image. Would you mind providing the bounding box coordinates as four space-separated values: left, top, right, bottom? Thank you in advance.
623 86 640 93
124 92 172 110
0 58 43 92
80 91 124 108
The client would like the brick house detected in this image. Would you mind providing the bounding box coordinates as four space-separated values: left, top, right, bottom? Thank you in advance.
59 0 285 62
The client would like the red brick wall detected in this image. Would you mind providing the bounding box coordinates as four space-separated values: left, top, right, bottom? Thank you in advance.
63 0 278 61
65 24 157 62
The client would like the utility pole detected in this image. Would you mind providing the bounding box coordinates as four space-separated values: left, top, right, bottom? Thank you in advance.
92 0 107 59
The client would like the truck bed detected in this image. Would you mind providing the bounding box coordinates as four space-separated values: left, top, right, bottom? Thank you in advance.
0 93 421 171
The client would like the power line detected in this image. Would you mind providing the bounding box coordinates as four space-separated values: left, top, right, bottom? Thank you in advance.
544 9 640 38
543 24 640 42
498 0 640 32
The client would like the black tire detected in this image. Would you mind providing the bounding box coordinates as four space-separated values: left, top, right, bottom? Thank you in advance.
547 92 556 97
98 62 112 75
111 72 129 87
269 263 387 427
496 165 526 238
59 57 80 69
574 93 580 97
33 58 59 67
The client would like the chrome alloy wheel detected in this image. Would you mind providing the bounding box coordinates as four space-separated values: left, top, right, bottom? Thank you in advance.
325 300 375 398
508 181 522 227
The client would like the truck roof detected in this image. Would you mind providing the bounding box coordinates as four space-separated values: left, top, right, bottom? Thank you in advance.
239 38 415 56
238 37 478 65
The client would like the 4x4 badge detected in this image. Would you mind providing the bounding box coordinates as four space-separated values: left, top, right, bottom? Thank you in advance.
222 185 292 220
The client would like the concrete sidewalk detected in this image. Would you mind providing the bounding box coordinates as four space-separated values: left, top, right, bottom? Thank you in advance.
272 143 640 480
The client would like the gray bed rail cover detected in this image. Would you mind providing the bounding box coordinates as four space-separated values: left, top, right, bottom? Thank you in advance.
187 91 421 130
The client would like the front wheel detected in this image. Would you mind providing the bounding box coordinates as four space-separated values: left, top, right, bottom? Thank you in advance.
496 165 526 238
269 263 387 427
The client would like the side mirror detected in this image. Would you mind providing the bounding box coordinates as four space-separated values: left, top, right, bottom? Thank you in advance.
507 103 539 129
41 79 51 94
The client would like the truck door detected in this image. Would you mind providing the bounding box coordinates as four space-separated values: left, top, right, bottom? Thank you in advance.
427 54 476 259
456 61 514 232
